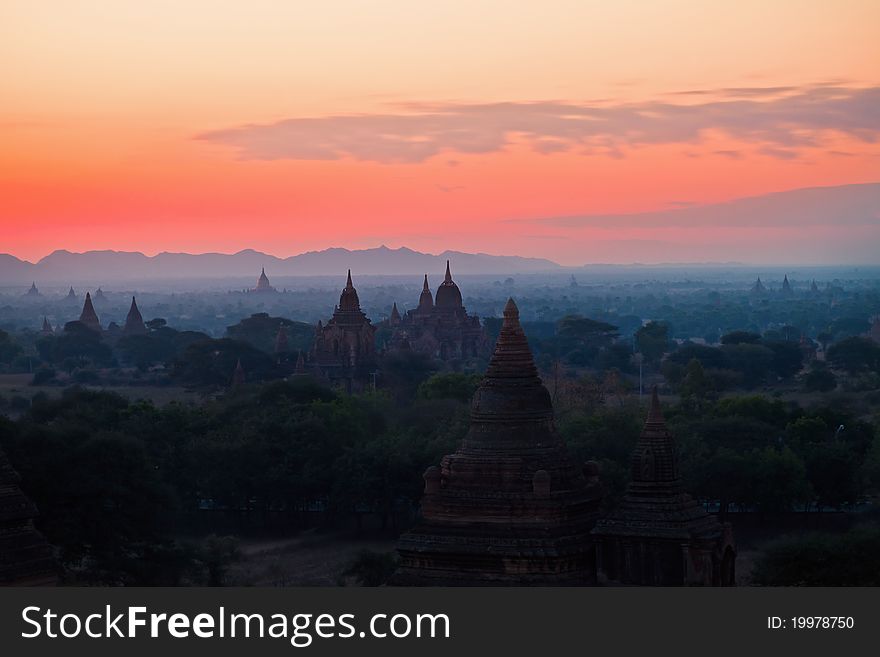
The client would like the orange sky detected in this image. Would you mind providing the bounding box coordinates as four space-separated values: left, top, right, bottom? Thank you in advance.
2 1 879 265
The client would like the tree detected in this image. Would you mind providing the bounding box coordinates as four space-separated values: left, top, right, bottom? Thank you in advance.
146 318 168 331
827 337 880 375
40 322 115 369
720 343 774 388
747 446 810 513
805 442 863 509
764 340 804 379
803 365 837 392
555 315 619 362
0 329 23 365
680 358 711 408
417 372 481 403
753 527 880 586
225 313 314 355
635 321 669 365
668 343 729 369
721 331 761 345
170 338 278 387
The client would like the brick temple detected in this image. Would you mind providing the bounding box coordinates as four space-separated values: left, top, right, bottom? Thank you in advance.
311 270 377 390
0 446 57 586
385 261 489 362
392 298 602 585
591 387 736 586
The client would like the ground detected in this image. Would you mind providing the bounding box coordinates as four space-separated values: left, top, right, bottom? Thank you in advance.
226 530 397 586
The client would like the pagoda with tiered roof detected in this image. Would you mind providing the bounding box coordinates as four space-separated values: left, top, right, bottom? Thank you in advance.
592 387 735 586
252 267 277 293
392 298 602 585
311 270 377 389
386 261 488 361
0 446 57 585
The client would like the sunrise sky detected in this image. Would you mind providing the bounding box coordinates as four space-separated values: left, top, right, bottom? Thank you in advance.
2 1 879 265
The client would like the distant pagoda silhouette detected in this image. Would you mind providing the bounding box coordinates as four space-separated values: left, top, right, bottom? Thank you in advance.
311 270 377 390
66 286 77 300
0 446 58 586
253 267 277 293
384 261 488 362
274 324 289 355
592 387 735 586
392 298 602 585
123 296 147 336
78 292 102 332
24 282 41 297
231 358 246 387
781 274 793 296
293 350 308 376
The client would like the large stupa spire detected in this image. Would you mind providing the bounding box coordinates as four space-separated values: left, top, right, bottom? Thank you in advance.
78 292 101 331
393 297 601 585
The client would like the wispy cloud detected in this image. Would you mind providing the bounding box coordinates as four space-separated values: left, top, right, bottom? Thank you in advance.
505 183 880 229
196 85 880 164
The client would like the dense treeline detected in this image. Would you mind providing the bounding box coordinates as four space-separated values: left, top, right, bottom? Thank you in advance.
1 374 878 584
0 378 468 584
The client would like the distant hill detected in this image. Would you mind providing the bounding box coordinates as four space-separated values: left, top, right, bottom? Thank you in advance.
0 246 560 284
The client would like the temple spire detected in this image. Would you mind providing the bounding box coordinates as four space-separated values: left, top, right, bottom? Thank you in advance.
123 296 146 335
231 358 245 387
418 274 434 312
338 269 361 312
483 298 539 382
436 260 462 309
646 385 664 425
631 385 678 485
294 350 306 375
78 292 101 331
274 324 288 354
